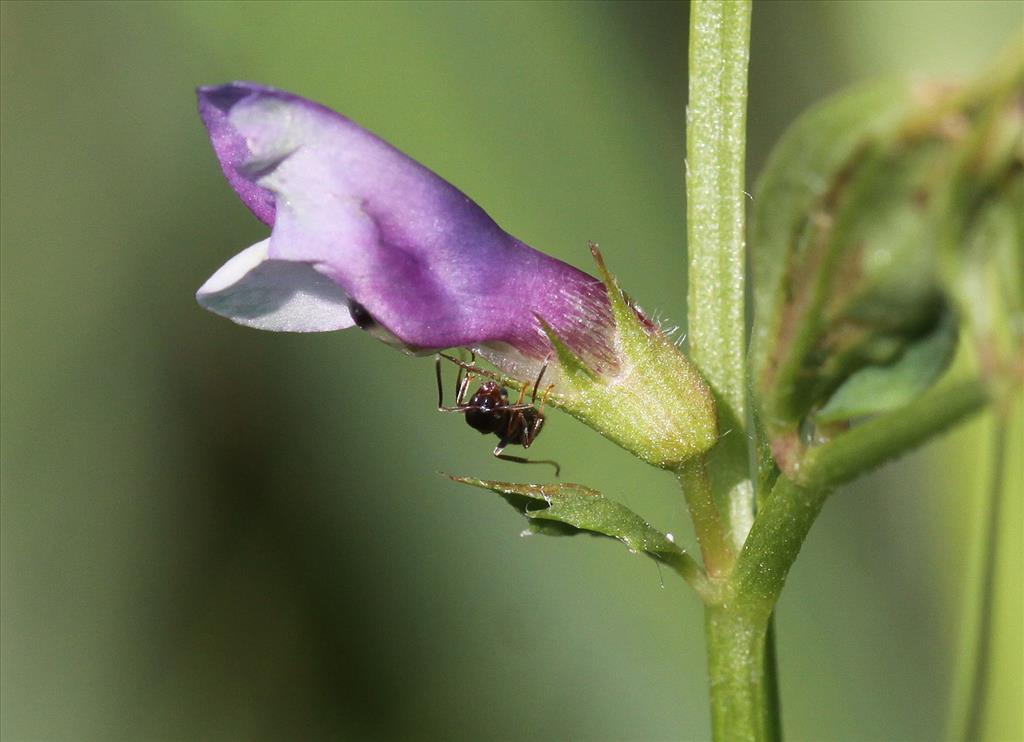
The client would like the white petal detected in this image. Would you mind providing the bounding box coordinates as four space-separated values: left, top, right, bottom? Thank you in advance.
196 240 355 332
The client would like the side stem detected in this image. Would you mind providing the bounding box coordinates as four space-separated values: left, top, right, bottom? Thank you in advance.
733 377 990 628
677 459 736 578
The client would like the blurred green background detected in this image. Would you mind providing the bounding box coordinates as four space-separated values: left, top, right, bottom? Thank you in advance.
2 1 1020 740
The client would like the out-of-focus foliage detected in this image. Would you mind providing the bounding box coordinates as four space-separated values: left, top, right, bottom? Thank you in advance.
815 311 958 423
750 54 1022 444
936 43 1024 399
2 2 1020 740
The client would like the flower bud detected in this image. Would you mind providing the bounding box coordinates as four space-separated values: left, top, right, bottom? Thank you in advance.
749 77 1003 442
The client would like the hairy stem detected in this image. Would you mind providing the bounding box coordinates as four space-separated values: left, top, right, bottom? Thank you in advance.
731 475 830 625
686 0 751 424
686 0 755 550
704 605 776 742
686 2 771 740
677 459 736 578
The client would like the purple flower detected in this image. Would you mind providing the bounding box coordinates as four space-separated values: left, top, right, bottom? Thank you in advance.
196 82 717 468
196 82 616 382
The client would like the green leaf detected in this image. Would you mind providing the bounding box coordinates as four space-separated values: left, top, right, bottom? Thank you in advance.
447 475 708 591
815 310 958 422
747 66 1024 445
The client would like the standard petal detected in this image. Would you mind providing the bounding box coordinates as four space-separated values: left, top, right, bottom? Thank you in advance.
196 240 355 332
197 85 277 225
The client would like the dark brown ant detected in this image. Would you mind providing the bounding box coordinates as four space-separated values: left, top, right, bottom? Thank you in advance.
436 353 560 476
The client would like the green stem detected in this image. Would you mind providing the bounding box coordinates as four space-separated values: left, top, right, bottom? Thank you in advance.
762 618 783 741
704 605 777 742
732 475 830 625
666 551 718 604
686 0 751 424
677 459 736 578
686 0 755 548
686 3 769 740
949 411 1010 741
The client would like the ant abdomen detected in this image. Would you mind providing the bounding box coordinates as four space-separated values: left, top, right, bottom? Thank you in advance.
465 407 505 435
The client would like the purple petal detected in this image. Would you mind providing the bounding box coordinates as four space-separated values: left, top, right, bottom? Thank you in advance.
198 84 276 225
197 82 617 376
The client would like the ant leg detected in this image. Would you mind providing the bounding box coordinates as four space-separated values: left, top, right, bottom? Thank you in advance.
439 351 500 382
521 414 546 449
493 436 560 477
435 355 448 409
454 360 474 406
453 350 478 405
496 362 553 413
501 399 538 412
500 386 539 413
530 360 549 405
436 355 474 412
537 384 555 414
506 360 549 410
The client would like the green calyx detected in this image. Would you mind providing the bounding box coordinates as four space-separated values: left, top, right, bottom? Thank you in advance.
539 245 718 469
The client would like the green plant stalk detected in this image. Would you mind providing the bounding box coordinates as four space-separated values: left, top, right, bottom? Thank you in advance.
705 605 779 742
686 0 750 427
686 2 770 740
686 0 754 549
762 620 783 741
676 459 736 577
684 0 757 556
731 475 830 624
947 406 1012 741
799 379 989 490
958 419 1004 741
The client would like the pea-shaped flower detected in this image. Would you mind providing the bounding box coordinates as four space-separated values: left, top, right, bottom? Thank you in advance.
196 82 716 468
